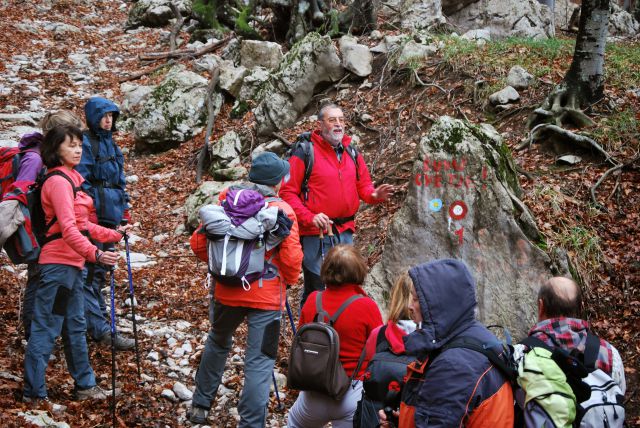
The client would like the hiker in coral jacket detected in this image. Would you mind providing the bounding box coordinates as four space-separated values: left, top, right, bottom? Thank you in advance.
380 259 514 428
280 103 393 308
188 152 303 427
24 125 128 403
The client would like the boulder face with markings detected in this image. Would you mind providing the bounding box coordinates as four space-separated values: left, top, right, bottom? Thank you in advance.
364 116 566 337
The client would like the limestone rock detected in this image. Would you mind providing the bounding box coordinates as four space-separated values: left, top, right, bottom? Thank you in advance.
364 117 561 338
448 0 554 39
126 0 192 28
254 33 344 136
240 40 283 70
339 36 373 77
396 41 438 67
506 66 535 90
132 65 222 152
398 0 446 30
218 61 249 98
173 381 193 401
608 2 640 36
489 86 520 105
209 131 242 170
184 180 242 229
119 82 153 115
238 67 271 102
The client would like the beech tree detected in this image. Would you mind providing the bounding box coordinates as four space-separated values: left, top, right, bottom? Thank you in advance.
530 0 611 129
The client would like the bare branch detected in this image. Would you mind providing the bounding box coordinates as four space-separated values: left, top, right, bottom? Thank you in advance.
139 35 232 61
169 2 185 52
196 67 221 183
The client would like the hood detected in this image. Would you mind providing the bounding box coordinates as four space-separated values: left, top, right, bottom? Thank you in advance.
404 259 477 356
84 97 119 133
19 132 43 150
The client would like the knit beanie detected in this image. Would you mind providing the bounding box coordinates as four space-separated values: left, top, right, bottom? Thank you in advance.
248 152 290 186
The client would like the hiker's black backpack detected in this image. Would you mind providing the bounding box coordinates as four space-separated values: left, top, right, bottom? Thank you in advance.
287 292 362 400
354 324 416 428
3 170 82 263
284 132 360 201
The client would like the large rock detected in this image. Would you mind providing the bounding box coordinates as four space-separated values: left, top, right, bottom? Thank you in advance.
448 0 554 39
240 40 284 70
339 36 373 77
554 0 580 30
364 117 563 338
208 131 242 172
253 33 344 136
185 180 242 229
506 66 535 90
238 67 271 102
126 0 192 28
397 0 446 30
608 2 640 36
132 65 223 152
119 82 153 115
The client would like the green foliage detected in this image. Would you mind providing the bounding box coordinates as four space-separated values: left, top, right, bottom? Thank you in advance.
235 5 260 39
605 42 640 88
588 109 639 152
192 0 221 30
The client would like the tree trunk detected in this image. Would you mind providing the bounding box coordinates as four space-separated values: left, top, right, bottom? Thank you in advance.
528 0 610 129
563 0 610 107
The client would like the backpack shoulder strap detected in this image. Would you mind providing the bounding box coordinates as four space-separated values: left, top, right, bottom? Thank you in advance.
444 336 516 382
345 144 360 181
375 325 390 353
329 294 363 324
315 291 330 323
83 130 100 159
298 134 314 201
583 333 601 371
45 170 79 198
520 335 553 352
264 196 282 203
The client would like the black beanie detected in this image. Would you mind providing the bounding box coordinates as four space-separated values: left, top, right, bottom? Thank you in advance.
249 152 290 186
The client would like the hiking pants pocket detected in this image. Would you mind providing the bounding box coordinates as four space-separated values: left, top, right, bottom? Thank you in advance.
261 318 280 359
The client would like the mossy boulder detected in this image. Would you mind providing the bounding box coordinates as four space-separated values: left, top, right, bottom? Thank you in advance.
364 116 564 338
133 65 223 152
253 32 344 136
127 0 192 28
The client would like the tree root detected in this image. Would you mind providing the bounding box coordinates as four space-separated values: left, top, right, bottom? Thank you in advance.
196 66 221 184
518 123 614 165
139 35 232 61
590 154 640 209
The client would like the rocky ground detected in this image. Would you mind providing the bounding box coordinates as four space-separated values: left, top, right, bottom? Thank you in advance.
0 0 638 427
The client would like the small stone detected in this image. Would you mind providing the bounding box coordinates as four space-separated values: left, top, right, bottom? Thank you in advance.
161 389 177 402
167 337 178 347
126 175 139 184
147 351 160 361
173 381 193 400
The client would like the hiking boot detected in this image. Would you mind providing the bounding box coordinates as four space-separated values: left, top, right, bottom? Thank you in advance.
73 385 118 401
187 405 209 424
23 396 67 413
99 332 135 350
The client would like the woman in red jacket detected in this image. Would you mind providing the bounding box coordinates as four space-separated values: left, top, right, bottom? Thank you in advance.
288 245 383 428
23 125 128 403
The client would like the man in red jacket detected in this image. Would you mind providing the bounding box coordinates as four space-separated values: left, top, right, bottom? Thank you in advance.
280 104 393 307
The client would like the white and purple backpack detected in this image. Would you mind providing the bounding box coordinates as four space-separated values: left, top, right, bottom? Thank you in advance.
199 188 287 290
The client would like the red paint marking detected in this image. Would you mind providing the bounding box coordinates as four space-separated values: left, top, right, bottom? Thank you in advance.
455 227 464 245
481 165 487 189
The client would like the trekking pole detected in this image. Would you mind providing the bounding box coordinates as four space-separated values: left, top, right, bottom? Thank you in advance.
109 266 117 428
272 372 285 411
327 227 335 249
319 230 326 260
123 233 142 381
285 296 297 336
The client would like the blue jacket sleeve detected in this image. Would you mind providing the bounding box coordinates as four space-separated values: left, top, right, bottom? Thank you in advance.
76 137 96 194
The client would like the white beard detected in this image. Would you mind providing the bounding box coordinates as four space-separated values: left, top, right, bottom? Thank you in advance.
322 130 343 146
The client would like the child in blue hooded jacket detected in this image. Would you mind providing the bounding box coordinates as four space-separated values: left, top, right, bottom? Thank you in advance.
76 97 134 350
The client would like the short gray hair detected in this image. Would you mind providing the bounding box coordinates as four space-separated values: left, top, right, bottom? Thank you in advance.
318 103 342 120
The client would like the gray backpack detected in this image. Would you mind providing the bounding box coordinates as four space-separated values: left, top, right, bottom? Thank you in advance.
287 292 363 400
199 188 287 290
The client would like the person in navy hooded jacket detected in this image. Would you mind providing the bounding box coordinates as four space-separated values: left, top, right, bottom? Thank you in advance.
76 97 134 350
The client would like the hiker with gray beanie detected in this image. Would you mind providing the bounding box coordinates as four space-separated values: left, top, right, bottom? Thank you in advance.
188 152 303 427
